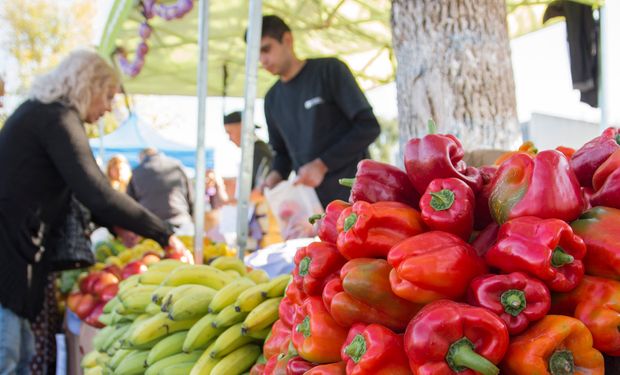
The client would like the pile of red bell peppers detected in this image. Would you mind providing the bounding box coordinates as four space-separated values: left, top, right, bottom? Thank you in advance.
251 125 620 375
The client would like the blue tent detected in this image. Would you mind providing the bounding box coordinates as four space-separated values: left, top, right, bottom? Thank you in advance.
90 114 214 171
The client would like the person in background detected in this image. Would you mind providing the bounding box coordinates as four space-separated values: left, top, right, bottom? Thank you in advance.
127 148 194 232
0 50 186 373
253 15 381 207
106 154 132 192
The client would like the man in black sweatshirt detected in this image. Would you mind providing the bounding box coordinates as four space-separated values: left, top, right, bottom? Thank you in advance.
254 15 381 208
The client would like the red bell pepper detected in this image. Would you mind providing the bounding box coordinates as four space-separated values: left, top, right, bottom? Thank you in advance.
292 297 348 363
488 150 586 224
404 121 482 195
387 231 487 304
336 201 425 259
310 200 350 244
250 363 266 375
263 319 292 360
466 272 551 335
339 159 420 208
571 206 620 279
322 259 421 331
405 300 509 375
285 280 308 306
570 126 620 187
474 165 497 230
341 323 412 375
263 353 314 375
551 275 620 356
420 177 475 240
469 222 499 257
293 241 346 296
590 148 620 209
555 145 576 159
278 296 296 327
303 362 346 375
485 216 586 292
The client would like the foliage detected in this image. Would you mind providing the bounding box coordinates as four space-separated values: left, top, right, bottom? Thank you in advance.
369 116 399 164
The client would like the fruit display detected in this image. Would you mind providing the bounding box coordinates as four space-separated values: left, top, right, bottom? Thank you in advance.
81 257 290 374
248 124 619 374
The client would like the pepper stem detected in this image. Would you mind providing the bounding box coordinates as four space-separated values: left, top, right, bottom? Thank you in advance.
343 213 358 232
500 289 527 317
428 119 437 134
615 133 620 145
339 178 356 188
308 214 324 224
296 316 311 338
299 257 311 277
551 247 574 268
429 189 456 211
446 338 499 375
344 334 367 363
548 350 575 375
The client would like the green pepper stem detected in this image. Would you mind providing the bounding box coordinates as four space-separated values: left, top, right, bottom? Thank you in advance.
299 256 311 277
344 334 367 364
339 178 356 188
308 214 324 224
548 350 575 375
500 289 527 317
615 133 620 145
446 338 499 375
296 316 311 338
551 247 574 268
428 119 437 134
343 213 358 232
429 189 456 211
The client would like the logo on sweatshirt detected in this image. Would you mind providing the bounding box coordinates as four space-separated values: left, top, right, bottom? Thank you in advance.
304 97 324 110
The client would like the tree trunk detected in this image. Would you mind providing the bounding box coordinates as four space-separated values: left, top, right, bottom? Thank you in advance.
392 0 520 151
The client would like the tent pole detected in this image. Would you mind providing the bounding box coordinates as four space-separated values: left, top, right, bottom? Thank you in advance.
598 4 608 133
236 0 262 259
193 0 210 265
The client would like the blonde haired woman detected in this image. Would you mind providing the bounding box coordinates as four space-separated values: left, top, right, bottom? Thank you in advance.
0 50 186 372
107 154 132 192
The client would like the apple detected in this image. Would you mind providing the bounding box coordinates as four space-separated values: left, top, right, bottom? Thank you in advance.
141 253 161 266
84 301 106 328
121 260 147 279
99 283 119 303
92 272 120 296
74 293 97 320
67 292 83 313
102 264 122 279
79 272 102 294
165 249 194 264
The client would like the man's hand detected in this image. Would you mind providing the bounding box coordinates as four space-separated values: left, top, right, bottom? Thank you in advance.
261 170 284 191
294 158 328 188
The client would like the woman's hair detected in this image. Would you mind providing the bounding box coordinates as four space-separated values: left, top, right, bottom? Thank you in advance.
29 49 119 120
106 154 131 192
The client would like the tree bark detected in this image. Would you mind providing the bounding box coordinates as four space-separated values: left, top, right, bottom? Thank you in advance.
392 0 520 151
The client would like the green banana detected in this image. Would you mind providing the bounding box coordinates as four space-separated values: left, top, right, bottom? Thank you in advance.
145 302 162 316
167 288 217 321
208 278 255 313
246 269 270 284
209 323 255 359
107 348 132 370
81 350 101 369
128 312 199 347
161 265 234 289
84 366 104 375
138 270 169 285
189 342 219 375
234 283 271 313
159 361 196 375
241 297 282 334
210 257 248 276
146 330 188 366
118 274 141 292
210 344 261 375
212 304 248 329
103 296 121 314
183 314 224 353
113 350 148 375
144 351 202 375
244 326 272 340
162 284 214 312
93 325 114 351
265 274 292 298
121 289 154 314
101 324 130 353
118 285 158 304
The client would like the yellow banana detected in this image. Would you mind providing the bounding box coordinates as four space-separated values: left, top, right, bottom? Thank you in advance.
151 286 174 304
118 274 141 292
84 366 104 375
159 361 196 374
118 284 158 303
244 325 272 340
162 284 214 312
120 289 154 314
224 269 242 278
208 277 255 313
234 283 271 313
113 350 148 375
138 270 169 285
210 256 248 275
94 351 110 367
246 269 270 284
183 314 224 353
167 288 217 321
128 312 199 347
144 351 202 375
145 302 161 316
80 350 101 368
209 323 255 359
190 342 220 375
146 330 188 366
242 297 282 334
265 274 292 298
107 348 132 370
212 304 248 328
210 344 261 375
147 259 185 272
161 265 233 289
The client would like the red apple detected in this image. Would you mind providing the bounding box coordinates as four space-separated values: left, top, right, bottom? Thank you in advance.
165 249 194 264
84 301 106 328
99 283 119 303
141 253 161 266
102 264 122 279
92 272 120 296
67 292 83 313
121 260 147 279
74 293 97 320
79 272 102 294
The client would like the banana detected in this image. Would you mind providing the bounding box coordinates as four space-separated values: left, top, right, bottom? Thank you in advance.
210 344 261 375
118 284 158 303
208 278 255 313
162 284 214 312
103 296 121 314
110 312 139 325
145 302 162 316
120 289 154 314
159 361 196 375
161 265 234 289
101 324 130 353
190 342 220 375
147 259 185 272
84 366 104 375
81 350 101 368
128 312 200 347
96 312 113 326
224 269 242 278
212 304 248 328
209 323 255 359
246 269 270 284
113 350 148 375
118 274 141 292
265 274 292 298
93 325 114 351
234 283 271 313
144 351 203 375
183 314 224 353
107 348 132 370
167 288 217 321
151 286 174 304
242 297 282 334
139 270 169 285
146 330 188 366
94 351 110 367
210 257 248 275
244 325 272 340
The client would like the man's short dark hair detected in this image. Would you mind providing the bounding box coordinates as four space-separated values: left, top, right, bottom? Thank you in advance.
223 111 242 125
244 15 291 43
